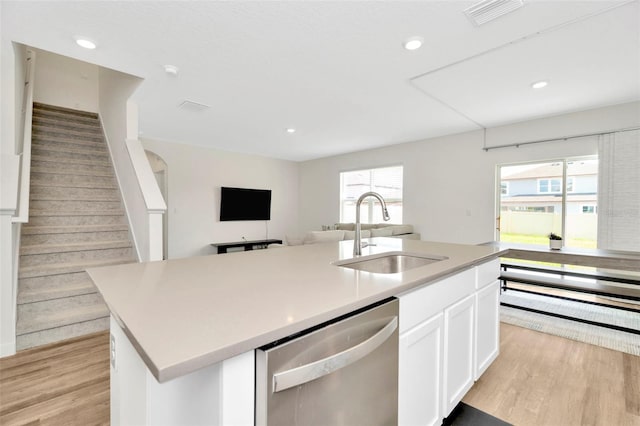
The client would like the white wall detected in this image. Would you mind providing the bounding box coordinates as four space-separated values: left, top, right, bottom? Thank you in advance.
33 48 98 113
1 40 22 156
97 67 146 260
298 102 640 246
0 40 28 356
141 138 299 259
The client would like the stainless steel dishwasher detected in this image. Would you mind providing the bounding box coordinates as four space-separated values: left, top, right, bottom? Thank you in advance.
256 298 399 426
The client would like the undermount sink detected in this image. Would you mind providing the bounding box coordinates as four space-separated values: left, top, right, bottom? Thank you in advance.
334 252 448 274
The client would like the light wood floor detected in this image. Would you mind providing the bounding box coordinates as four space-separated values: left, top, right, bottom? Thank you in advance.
0 331 110 426
0 324 638 426
464 323 640 426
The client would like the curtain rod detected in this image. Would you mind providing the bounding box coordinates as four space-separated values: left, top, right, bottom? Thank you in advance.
482 126 640 152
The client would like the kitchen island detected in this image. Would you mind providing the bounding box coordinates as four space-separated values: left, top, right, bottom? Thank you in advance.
88 237 506 425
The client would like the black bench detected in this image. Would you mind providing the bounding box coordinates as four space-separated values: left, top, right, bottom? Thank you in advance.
501 263 640 301
500 259 640 334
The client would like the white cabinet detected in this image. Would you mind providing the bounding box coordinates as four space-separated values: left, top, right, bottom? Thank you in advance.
109 317 255 426
442 293 475 416
398 313 443 426
397 259 500 425
475 280 500 379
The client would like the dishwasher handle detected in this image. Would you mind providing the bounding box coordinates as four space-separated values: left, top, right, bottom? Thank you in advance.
272 316 398 393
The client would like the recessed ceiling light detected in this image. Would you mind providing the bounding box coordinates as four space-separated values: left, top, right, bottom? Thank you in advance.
531 80 548 89
404 37 424 51
75 37 96 49
164 65 179 76
286 128 296 134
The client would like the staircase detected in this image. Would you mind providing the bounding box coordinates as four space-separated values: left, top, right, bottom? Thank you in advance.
16 102 137 351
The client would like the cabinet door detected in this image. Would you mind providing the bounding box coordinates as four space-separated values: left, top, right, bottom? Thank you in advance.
442 294 475 416
399 313 443 426
475 280 500 380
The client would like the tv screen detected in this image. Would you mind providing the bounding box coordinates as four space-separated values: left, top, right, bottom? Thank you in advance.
220 187 272 221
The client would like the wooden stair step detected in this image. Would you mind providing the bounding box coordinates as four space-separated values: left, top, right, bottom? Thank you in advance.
25 214 128 227
32 108 100 126
21 224 129 235
19 246 134 268
34 209 126 218
15 317 109 351
30 174 117 189
30 186 120 201
18 272 98 304
18 257 136 279
32 116 102 133
32 133 106 150
16 293 109 335
29 200 123 212
33 125 104 142
20 240 132 256
30 160 114 177
21 229 130 246
33 103 98 120
32 143 110 159
31 154 110 167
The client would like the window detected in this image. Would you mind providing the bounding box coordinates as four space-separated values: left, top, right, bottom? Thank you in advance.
501 182 509 196
582 205 596 214
537 178 562 193
498 157 598 248
340 165 403 223
537 177 574 193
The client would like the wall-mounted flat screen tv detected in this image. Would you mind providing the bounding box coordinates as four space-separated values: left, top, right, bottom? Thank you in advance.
220 187 272 221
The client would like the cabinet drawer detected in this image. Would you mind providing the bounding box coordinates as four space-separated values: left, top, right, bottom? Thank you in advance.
476 258 500 290
399 268 475 333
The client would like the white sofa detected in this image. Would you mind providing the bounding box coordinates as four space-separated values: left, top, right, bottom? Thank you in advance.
283 223 420 246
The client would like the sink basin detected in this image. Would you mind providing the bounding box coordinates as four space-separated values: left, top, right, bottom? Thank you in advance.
334 252 448 274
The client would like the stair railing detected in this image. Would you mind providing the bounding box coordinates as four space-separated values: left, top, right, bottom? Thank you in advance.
0 49 35 356
13 49 35 224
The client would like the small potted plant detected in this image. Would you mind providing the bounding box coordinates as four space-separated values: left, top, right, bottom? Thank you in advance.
548 233 563 250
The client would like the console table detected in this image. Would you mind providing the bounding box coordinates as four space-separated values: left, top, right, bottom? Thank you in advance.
211 239 283 254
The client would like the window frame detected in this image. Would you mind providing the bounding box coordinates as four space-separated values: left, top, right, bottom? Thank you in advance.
497 155 598 246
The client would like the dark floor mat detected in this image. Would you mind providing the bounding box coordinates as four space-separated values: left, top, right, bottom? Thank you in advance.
443 402 512 426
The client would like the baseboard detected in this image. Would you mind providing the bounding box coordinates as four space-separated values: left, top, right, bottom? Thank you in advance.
0 340 16 358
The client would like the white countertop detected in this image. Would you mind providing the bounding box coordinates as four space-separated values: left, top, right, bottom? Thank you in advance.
486 241 640 271
87 238 505 382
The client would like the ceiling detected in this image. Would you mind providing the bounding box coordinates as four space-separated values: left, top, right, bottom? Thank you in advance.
2 1 639 161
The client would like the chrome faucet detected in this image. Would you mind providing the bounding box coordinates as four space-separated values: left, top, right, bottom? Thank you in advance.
354 192 391 256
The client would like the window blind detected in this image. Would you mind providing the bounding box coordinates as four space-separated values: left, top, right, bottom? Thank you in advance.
597 129 640 251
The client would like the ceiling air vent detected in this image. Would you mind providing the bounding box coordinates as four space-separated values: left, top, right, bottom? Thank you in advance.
177 100 210 112
464 0 524 26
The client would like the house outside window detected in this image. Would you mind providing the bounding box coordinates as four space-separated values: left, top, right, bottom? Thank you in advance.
498 157 598 248
340 165 403 223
